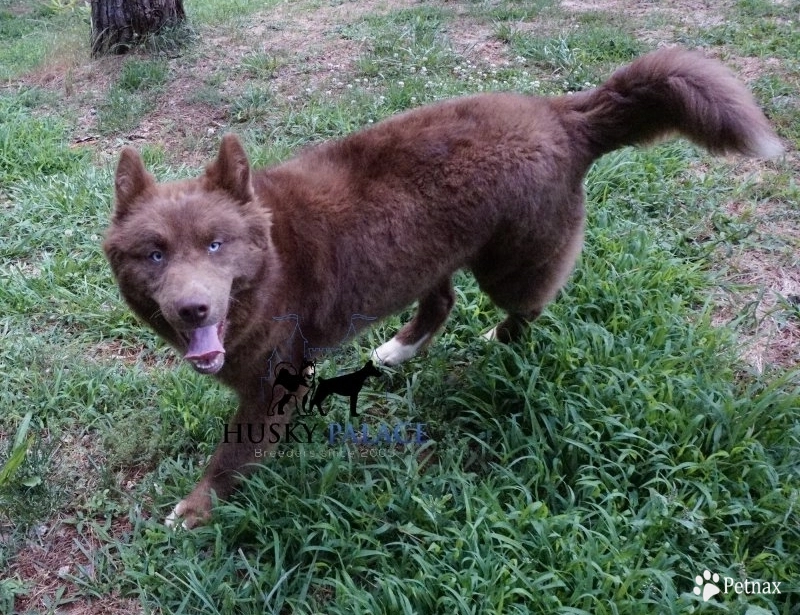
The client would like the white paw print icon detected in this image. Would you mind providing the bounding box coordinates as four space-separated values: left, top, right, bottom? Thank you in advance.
694 570 721 602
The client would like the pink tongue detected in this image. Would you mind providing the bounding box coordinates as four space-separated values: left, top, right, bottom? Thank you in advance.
184 324 225 361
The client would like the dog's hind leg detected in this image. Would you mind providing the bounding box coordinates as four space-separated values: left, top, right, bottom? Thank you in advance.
481 221 584 344
372 277 454 366
483 311 541 343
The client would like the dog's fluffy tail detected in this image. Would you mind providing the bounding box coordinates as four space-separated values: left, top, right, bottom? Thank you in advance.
561 47 782 160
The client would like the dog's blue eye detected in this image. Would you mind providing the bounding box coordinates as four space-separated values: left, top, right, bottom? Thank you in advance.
209 241 222 253
149 250 163 262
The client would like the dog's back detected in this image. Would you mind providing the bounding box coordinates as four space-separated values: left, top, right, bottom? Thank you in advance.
261 48 781 355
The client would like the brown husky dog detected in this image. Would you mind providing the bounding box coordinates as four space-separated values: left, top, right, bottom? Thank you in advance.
103 48 781 528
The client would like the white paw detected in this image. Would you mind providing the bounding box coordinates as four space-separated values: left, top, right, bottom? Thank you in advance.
482 326 498 341
165 500 189 530
371 335 429 366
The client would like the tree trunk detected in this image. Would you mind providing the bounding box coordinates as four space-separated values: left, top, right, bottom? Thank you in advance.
91 0 186 57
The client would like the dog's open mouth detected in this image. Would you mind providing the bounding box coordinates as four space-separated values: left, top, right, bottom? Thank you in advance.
181 320 226 374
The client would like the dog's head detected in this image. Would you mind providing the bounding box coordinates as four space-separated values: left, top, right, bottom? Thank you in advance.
363 360 381 378
103 135 273 375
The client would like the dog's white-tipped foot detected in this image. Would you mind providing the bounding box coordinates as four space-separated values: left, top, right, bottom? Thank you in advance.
165 501 189 530
164 483 213 529
482 326 498 341
371 334 430 366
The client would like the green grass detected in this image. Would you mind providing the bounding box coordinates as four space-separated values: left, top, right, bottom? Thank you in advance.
187 0 283 26
97 57 170 134
687 0 800 60
1 0 799 613
483 0 558 22
0 0 87 81
497 14 644 90
347 6 458 80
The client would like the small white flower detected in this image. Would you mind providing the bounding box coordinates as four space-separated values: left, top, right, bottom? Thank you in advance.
64 229 74 237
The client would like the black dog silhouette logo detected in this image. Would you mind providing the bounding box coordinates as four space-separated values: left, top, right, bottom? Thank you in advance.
263 314 381 417
308 360 382 417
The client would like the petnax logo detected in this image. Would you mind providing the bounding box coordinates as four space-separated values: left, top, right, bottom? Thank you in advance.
692 569 782 602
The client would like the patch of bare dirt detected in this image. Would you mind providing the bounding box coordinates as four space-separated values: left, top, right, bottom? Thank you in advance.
560 0 729 46
10 517 138 615
561 0 624 10
89 338 180 369
562 0 729 26
712 194 800 372
444 1 528 66
120 0 412 165
444 17 516 67
4 429 152 612
726 55 785 81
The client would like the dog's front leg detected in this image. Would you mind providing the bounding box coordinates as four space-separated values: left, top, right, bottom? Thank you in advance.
165 390 293 529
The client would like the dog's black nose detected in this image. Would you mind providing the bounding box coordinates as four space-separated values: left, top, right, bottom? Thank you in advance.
177 299 210 325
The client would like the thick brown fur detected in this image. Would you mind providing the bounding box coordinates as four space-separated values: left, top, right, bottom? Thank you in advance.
103 47 780 528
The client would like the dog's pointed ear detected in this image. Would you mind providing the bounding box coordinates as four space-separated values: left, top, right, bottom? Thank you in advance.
204 134 254 203
114 147 155 219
